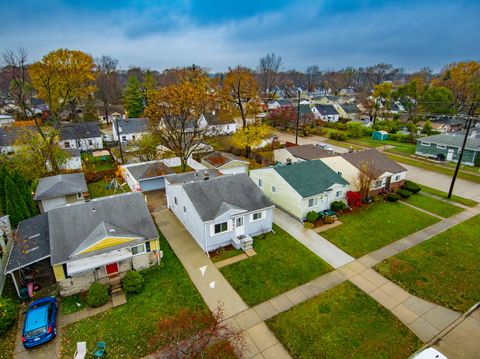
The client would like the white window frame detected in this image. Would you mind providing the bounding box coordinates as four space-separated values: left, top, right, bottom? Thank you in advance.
271 185 277 193
214 222 229 235
421 141 430 147
121 135 127 142
88 139 93 146
374 180 384 188
64 141 71 148
436 144 446 149
258 178 263 188
394 175 401 181
76 192 83 199
174 196 178 205
251 211 264 221
335 190 343 198
308 197 318 208
131 243 146 256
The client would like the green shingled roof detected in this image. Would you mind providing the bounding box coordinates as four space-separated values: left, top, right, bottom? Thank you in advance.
274 160 348 198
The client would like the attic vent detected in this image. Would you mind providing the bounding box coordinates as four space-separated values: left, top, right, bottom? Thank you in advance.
286 158 292 165
109 229 116 234
92 208 96 213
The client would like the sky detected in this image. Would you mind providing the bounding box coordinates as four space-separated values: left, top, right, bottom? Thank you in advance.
1 0 479 73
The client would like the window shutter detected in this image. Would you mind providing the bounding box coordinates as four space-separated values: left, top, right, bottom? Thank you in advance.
146 241 151 252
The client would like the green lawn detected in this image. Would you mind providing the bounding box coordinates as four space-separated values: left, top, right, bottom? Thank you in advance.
60 236 207 359
376 215 480 312
404 193 463 218
322 202 440 258
0 322 17 359
87 179 130 199
60 294 87 315
82 152 116 172
267 282 422 359
170 165 194 173
210 247 244 263
416 183 478 207
220 225 332 306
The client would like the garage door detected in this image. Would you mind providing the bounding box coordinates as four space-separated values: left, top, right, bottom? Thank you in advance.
43 196 67 212
139 177 165 192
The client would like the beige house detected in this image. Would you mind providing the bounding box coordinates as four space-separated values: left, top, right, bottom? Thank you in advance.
274 144 335 164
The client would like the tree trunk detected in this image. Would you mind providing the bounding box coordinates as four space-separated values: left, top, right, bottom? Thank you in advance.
181 157 188 172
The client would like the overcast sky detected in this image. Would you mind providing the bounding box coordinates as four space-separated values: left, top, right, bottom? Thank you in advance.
2 0 479 73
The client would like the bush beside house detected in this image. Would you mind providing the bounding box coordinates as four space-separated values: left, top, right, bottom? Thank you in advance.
397 189 412 198
387 193 401 202
87 283 109 307
0 298 17 334
331 201 347 212
402 180 421 193
122 270 144 294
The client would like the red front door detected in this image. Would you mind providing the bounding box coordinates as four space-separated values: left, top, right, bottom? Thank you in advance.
105 262 119 276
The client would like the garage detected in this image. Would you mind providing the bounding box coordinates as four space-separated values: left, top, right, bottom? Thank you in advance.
121 161 174 192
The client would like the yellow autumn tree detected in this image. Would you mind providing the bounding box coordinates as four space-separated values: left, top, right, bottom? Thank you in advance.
29 49 96 121
220 66 261 128
231 122 272 158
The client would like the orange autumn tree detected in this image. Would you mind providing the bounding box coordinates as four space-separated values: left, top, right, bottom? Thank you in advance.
145 66 216 172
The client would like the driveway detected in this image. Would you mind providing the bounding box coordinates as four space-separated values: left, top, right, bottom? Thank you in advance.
272 130 349 154
401 164 480 201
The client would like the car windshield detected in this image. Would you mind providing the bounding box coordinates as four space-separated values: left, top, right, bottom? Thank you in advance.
25 326 47 338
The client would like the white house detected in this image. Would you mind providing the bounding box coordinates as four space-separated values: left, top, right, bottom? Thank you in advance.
249 160 349 220
199 112 236 136
312 105 340 122
165 173 274 252
34 173 88 213
0 126 35 154
267 99 293 110
0 115 15 127
112 118 150 143
273 144 335 164
201 151 249 175
59 122 103 151
46 149 82 172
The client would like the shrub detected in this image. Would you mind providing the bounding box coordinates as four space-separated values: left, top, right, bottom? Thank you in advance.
397 189 412 198
387 193 401 202
122 270 145 294
328 132 346 141
373 195 384 203
331 201 347 212
306 211 319 223
324 215 335 224
346 191 362 207
0 298 17 334
87 282 109 307
402 180 421 193
303 222 314 229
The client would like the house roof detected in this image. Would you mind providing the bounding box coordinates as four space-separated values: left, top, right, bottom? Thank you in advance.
127 161 174 181
65 148 81 157
49 192 158 264
59 122 101 141
182 174 273 221
286 145 336 160
277 99 293 106
203 112 235 125
5 214 50 273
341 149 407 178
165 169 222 184
299 104 313 116
341 103 360 114
0 126 35 147
417 133 480 151
202 151 248 168
114 118 149 134
34 173 88 200
432 117 465 126
273 160 348 198
314 104 339 116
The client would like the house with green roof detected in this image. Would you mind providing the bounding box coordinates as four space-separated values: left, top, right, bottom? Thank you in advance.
249 160 350 220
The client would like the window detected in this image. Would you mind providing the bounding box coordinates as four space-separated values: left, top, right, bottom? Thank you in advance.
308 198 318 208
335 190 343 198
374 180 383 188
437 144 446 149
88 139 93 146
183 206 186 213
421 141 430 147
214 222 228 234
235 217 243 227
271 185 277 193
394 175 401 181
174 197 178 205
76 193 83 199
64 141 70 148
131 243 146 256
121 135 127 142
258 179 263 188
252 212 263 221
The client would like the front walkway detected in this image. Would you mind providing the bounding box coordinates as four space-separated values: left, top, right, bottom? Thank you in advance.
152 208 291 359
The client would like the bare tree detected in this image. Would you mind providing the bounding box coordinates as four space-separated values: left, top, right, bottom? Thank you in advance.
354 161 377 198
306 65 320 93
0 48 34 120
95 55 121 123
257 52 282 98
365 63 400 86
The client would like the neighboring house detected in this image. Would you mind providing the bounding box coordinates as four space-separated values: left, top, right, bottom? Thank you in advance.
340 103 361 120
274 144 335 164
59 122 103 151
0 215 13 296
34 173 88 213
418 117 465 133
312 105 340 122
313 95 342 105
4 193 160 297
165 173 274 252
201 151 249 175
0 126 34 154
46 149 82 172
415 133 480 166
250 160 349 220
112 118 149 143
321 149 407 195
267 99 293 110
0 114 15 127
199 112 236 136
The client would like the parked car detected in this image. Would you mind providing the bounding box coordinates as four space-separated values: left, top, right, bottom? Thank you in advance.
22 297 58 348
410 347 447 359
314 142 334 152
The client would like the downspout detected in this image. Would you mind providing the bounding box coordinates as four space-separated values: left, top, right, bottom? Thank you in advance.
204 223 209 257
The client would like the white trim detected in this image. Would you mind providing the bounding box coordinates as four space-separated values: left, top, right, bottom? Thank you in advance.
131 243 146 256
421 141 430 147
436 144 446 149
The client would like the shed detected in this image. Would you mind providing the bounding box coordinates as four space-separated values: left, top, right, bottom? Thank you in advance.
372 130 389 141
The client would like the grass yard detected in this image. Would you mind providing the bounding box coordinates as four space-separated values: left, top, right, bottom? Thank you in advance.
210 246 244 263
60 236 207 358
87 179 130 199
322 202 440 258
404 193 464 218
169 165 194 173
0 322 17 359
60 294 87 315
82 152 116 172
376 215 480 312
267 282 422 359
220 225 332 306
416 182 478 208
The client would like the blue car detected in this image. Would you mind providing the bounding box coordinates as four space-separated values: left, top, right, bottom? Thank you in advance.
22 297 58 348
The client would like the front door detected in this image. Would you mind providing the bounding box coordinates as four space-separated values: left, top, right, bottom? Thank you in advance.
446 149 454 161
234 217 245 237
105 262 119 276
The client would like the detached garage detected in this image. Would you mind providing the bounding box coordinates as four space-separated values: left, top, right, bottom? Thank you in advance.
121 161 175 192
201 151 250 175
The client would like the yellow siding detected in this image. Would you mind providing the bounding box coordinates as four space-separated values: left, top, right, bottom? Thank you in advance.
53 265 65 281
79 236 138 254
149 238 160 251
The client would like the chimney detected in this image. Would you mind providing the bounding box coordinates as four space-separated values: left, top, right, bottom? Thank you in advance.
286 158 292 165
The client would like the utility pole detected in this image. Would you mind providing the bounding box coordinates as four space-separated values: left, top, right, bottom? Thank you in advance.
114 117 125 164
447 115 474 198
295 90 300 145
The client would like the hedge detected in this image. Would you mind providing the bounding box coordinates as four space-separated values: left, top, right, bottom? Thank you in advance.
402 180 421 193
387 193 401 202
122 270 144 294
87 282 109 307
331 201 347 212
397 189 413 198
0 298 17 334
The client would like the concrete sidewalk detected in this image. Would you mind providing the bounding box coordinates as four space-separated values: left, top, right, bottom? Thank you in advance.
273 208 354 268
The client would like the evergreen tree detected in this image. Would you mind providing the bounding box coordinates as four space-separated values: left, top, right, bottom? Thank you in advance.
142 70 156 107
123 75 144 118
0 165 9 213
4 176 30 226
12 171 38 216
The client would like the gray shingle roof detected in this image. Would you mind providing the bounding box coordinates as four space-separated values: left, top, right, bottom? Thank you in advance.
315 104 339 116
59 122 101 141
417 133 480 151
341 149 407 177
114 118 149 134
286 145 336 160
166 169 222 184
48 192 158 265
5 214 50 273
127 161 174 181
0 126 35 147
203 112 235 125
274 160 348 198
341 103 360 114
34 173 88 200
182 174 273 221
